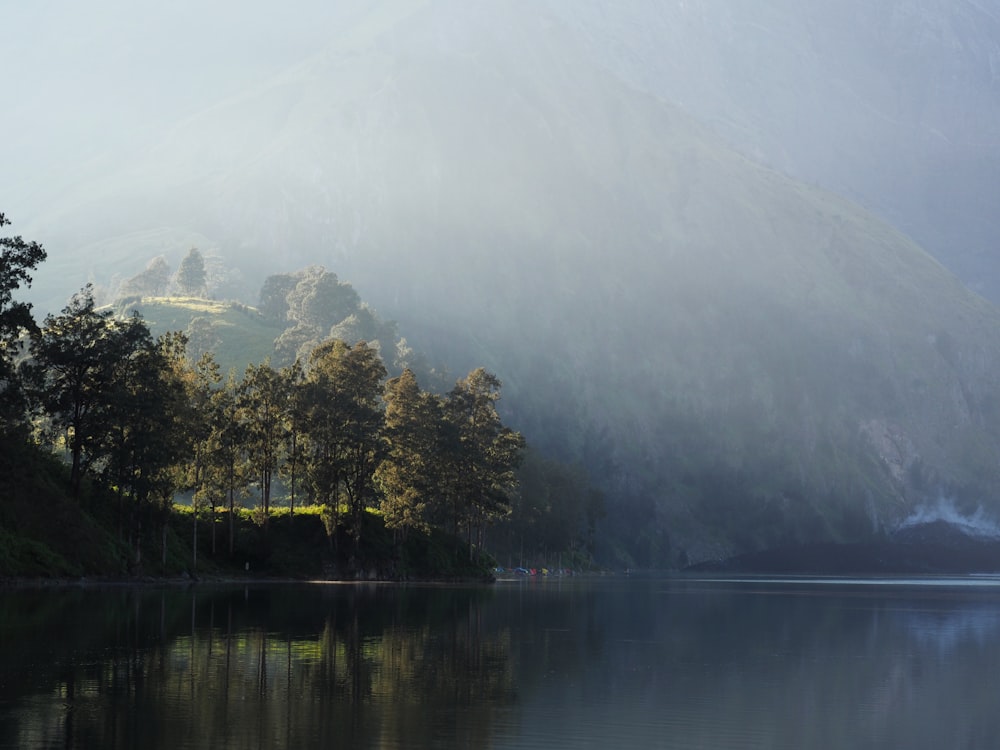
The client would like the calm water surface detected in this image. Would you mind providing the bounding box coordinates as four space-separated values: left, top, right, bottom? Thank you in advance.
3 576 1000 749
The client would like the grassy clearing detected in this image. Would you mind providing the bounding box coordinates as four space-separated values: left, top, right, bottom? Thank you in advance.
121 296 286 372
145 296 232 314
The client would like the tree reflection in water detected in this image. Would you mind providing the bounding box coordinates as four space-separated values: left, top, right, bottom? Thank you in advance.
7 578 1000 749
0 584 514 749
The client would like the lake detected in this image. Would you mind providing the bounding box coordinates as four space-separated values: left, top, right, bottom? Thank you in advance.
3 575 1000 749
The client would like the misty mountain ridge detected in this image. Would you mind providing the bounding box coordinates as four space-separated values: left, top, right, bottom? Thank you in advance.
12 1 1000 565
12 1 1000 301
550 0 1000 299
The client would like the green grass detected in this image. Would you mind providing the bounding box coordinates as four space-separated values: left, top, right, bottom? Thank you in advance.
119 296 286 372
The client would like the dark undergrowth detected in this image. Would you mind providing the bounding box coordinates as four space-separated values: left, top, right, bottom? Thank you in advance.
0 439 494 583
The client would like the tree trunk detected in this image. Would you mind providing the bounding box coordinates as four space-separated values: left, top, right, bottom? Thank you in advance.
228 459 236 557
117 486 125 542
192 507 198 573
289 435 297 518
229 484 235 558
69 417 83 500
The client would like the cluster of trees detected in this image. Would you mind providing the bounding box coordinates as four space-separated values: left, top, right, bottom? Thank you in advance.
2 215 601 575
6 284 524 571
260 266 405 369
119 247 209 299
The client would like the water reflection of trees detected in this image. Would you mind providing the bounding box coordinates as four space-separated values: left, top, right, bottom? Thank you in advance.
1 585 514 750
10 581 1000 749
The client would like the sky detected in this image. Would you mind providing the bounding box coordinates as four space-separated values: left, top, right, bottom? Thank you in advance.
2 1 354 217
6 0 1000 303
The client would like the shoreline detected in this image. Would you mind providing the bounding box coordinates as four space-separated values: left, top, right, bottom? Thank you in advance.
0 572 497 590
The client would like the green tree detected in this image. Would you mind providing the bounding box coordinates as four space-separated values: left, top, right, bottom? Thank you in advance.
184 316 220 359
286 266 360 330
186 352 223 557
278 360 306 517
274 322 323 368
25 286 147 499
0 212 46 431
165 349 219 569
258 272 297 322
302 340 386 557
0 213 46 345
203 370 249 557
375 369 443 537
328 305 399 356
270 267 374 366
148 332 199 565
97 321 177 543
120 256 171 298
238 360 288 521
102 329 193 565
444 368 525 560
174 247 207 297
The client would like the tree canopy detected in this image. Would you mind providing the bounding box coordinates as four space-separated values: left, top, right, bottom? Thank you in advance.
174 248 207 297
0 213 47 431
120 256 171 298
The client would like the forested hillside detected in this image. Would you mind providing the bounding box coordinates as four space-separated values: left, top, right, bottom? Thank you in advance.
1 216 602 580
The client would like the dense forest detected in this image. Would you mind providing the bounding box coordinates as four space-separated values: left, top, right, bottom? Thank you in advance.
0 216 603 580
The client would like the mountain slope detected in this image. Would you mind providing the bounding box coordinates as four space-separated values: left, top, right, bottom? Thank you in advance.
548 0 1000 301
10 1 1000 305
19 1 1000 565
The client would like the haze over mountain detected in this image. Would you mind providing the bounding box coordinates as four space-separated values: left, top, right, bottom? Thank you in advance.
8 1 1000 303
555 0 1000 299
5 0 1000 565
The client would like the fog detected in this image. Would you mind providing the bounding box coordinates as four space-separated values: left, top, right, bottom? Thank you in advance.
4 0 1000 565
896 497 1000 540
6 1 1000 300
2 1 366 230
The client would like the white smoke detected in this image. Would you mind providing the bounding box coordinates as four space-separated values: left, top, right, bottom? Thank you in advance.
896 497 1000 540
